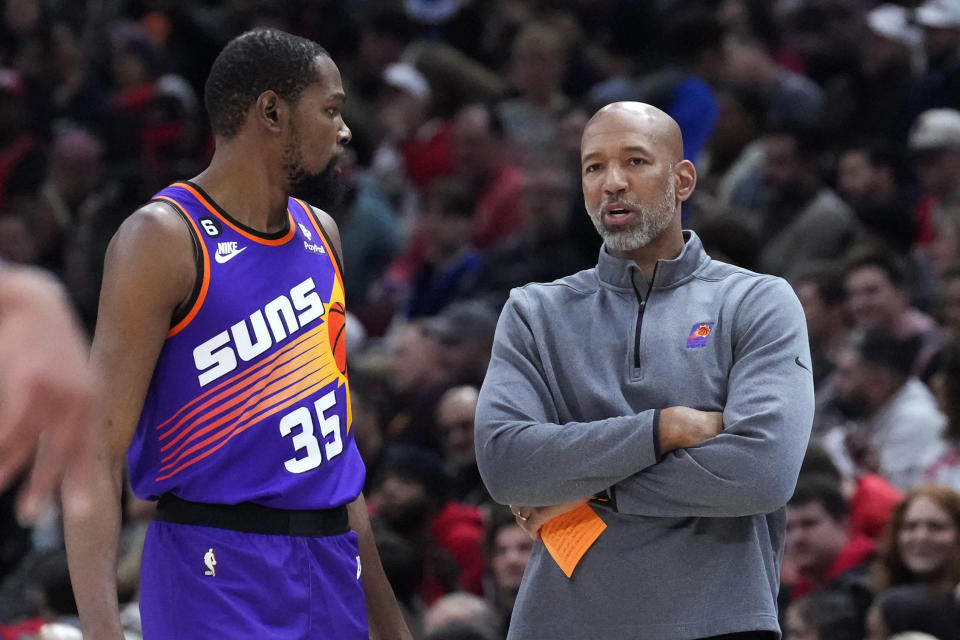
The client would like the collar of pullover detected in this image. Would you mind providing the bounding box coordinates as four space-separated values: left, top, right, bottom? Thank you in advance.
596 230 709 292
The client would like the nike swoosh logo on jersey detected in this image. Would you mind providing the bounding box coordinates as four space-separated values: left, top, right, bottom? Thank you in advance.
214 246 247 264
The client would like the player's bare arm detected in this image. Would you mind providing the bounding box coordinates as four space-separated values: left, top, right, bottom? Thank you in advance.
62 201 196 639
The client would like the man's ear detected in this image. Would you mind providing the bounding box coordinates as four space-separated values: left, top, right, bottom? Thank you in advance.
675 159 697 202
255 90 284 134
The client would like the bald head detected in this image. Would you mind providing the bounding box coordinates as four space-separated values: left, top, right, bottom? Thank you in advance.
583 102 685 163
579 101 696 262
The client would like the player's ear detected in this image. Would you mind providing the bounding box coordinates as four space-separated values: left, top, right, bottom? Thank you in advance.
674 159 697 203
256 90 284 134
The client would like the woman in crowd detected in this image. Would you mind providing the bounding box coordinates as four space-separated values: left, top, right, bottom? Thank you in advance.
872 484 960 596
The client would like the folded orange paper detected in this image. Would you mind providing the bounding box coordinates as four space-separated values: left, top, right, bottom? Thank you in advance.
539 503 607 578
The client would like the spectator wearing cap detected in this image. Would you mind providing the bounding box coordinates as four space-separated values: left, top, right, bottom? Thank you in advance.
373 61 454 196
821 4 922 146
366 61 454 321
908 108 960 224
901 0 960 132
827 332 946 491
368 445 487 606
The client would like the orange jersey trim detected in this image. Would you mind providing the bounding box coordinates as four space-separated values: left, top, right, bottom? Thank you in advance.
174 182 296 246
157 195 211 338
160 341 329 457
295 198 352 433
157 370 339 481
156 323 326 439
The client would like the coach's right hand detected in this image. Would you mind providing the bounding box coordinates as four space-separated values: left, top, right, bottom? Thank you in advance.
657 407 724 455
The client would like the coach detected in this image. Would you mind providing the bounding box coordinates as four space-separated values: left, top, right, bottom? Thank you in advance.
475 102 815 640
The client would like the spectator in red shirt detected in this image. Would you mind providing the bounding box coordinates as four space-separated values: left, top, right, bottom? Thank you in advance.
782 476 875 621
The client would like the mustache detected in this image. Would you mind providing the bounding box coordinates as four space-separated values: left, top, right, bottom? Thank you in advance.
601 194 644 209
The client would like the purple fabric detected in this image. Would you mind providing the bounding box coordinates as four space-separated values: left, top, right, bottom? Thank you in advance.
128 182 364 509
140 520 369 638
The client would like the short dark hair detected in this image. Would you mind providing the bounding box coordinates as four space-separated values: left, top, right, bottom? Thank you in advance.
934 337 960 441
853 332 914 378
790 476 849 522
789 259 846 306
204 29 329 139
942 265 960 283
427 177 476 218
763 120 823 159
482 504 521 561
789 591 861 640
842 247 908 289
799 442 842 485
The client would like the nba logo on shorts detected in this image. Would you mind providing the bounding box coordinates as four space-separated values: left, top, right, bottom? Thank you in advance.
204 548 217 576
686 322 714 349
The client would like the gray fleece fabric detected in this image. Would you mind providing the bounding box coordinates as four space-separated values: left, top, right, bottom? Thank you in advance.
476 231 814 639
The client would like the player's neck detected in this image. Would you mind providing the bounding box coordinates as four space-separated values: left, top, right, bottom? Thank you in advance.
192 143 289 234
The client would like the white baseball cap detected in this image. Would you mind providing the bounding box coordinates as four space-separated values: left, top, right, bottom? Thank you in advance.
915 0 960 29
908 108 960 150
383 62 431 102
867 4 923 47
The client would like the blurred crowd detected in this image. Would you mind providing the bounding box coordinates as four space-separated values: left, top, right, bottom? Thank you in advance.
1 0 960 639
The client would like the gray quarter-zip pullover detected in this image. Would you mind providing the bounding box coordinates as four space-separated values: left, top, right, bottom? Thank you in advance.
476 230 814 639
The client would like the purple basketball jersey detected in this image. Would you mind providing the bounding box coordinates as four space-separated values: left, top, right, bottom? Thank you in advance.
128 181 365 509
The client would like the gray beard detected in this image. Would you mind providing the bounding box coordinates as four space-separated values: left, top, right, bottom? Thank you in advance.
588 180 676 252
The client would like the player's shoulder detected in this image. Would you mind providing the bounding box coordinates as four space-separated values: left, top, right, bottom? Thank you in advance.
118 200 193 242
295 201 336 234
106 199 196 270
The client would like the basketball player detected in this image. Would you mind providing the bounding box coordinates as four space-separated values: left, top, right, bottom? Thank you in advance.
62 30 412 639
475 102 814 639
